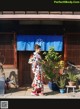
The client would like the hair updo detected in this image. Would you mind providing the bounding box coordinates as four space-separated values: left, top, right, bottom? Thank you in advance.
34 44 41 50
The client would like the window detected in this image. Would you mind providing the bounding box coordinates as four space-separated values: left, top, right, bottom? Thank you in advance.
66 34 80 65
0 33 17 68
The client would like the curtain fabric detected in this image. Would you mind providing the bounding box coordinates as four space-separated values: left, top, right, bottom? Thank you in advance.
17 35 63 51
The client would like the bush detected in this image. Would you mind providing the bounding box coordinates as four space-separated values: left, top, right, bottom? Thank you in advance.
41 47 63 82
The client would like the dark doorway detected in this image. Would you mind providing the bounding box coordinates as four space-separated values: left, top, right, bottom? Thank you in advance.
17 51 34 86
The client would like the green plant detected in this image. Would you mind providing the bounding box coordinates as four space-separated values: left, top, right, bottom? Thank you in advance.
67 72 78 82
57 75 66 89
41 47 62 82
58 60 65 69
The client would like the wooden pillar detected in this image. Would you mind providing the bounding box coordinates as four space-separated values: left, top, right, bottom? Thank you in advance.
18 52 23 86
64 34 67 67
14 32 17 68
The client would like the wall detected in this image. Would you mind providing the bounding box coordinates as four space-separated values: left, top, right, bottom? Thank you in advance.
3 68 18 87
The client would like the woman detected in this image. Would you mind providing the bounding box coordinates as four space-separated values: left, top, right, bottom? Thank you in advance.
31 44 44 96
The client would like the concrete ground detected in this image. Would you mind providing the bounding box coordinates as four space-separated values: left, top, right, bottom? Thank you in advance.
0 85 80 99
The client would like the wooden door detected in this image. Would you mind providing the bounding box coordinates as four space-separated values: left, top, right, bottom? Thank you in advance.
18 51 33 86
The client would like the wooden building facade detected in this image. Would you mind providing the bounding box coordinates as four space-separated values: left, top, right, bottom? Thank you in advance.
0 11 80 86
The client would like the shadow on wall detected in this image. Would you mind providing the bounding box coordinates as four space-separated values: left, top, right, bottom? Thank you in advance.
8 71 18 86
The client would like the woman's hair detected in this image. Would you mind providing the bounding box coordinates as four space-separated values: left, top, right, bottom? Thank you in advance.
34 44 41 50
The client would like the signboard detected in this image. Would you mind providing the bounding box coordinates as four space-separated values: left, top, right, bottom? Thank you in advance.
0 0 80 11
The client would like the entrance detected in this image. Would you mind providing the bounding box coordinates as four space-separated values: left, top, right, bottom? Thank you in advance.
18 51 34 86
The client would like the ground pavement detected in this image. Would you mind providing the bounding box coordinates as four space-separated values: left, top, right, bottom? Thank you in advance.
0 85 80 99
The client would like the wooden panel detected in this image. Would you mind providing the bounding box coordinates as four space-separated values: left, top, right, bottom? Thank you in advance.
18 51 33 86
64 33 80 65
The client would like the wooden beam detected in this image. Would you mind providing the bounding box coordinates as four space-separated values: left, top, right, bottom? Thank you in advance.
50 11 61 14
2 11 14 14
26 11 37 14
0 14 80 20
62 11 73 15
15 11 26 14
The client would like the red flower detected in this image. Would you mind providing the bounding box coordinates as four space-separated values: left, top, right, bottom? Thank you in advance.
32 84 37 87
37 74 41 80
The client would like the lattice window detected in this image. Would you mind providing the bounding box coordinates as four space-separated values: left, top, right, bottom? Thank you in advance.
0 33 17 68
66 34 80 65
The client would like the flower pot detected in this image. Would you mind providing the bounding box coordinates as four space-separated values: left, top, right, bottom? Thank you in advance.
59 89 65 94
68 81 76 86
48 81 59 91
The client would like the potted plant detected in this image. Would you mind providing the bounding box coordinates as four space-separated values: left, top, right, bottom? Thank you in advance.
67 71 78 86
41 47 63 91
57 75 66 93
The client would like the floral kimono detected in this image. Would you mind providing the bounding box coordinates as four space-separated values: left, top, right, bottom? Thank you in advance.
31 52 44 93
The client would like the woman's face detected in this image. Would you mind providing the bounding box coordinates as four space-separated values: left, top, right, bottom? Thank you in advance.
36 48 41 53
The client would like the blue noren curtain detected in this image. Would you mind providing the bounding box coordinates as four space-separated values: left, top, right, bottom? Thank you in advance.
17 35 63 51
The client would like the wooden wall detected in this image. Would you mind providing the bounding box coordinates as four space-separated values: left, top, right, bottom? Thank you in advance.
64 33 80 65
